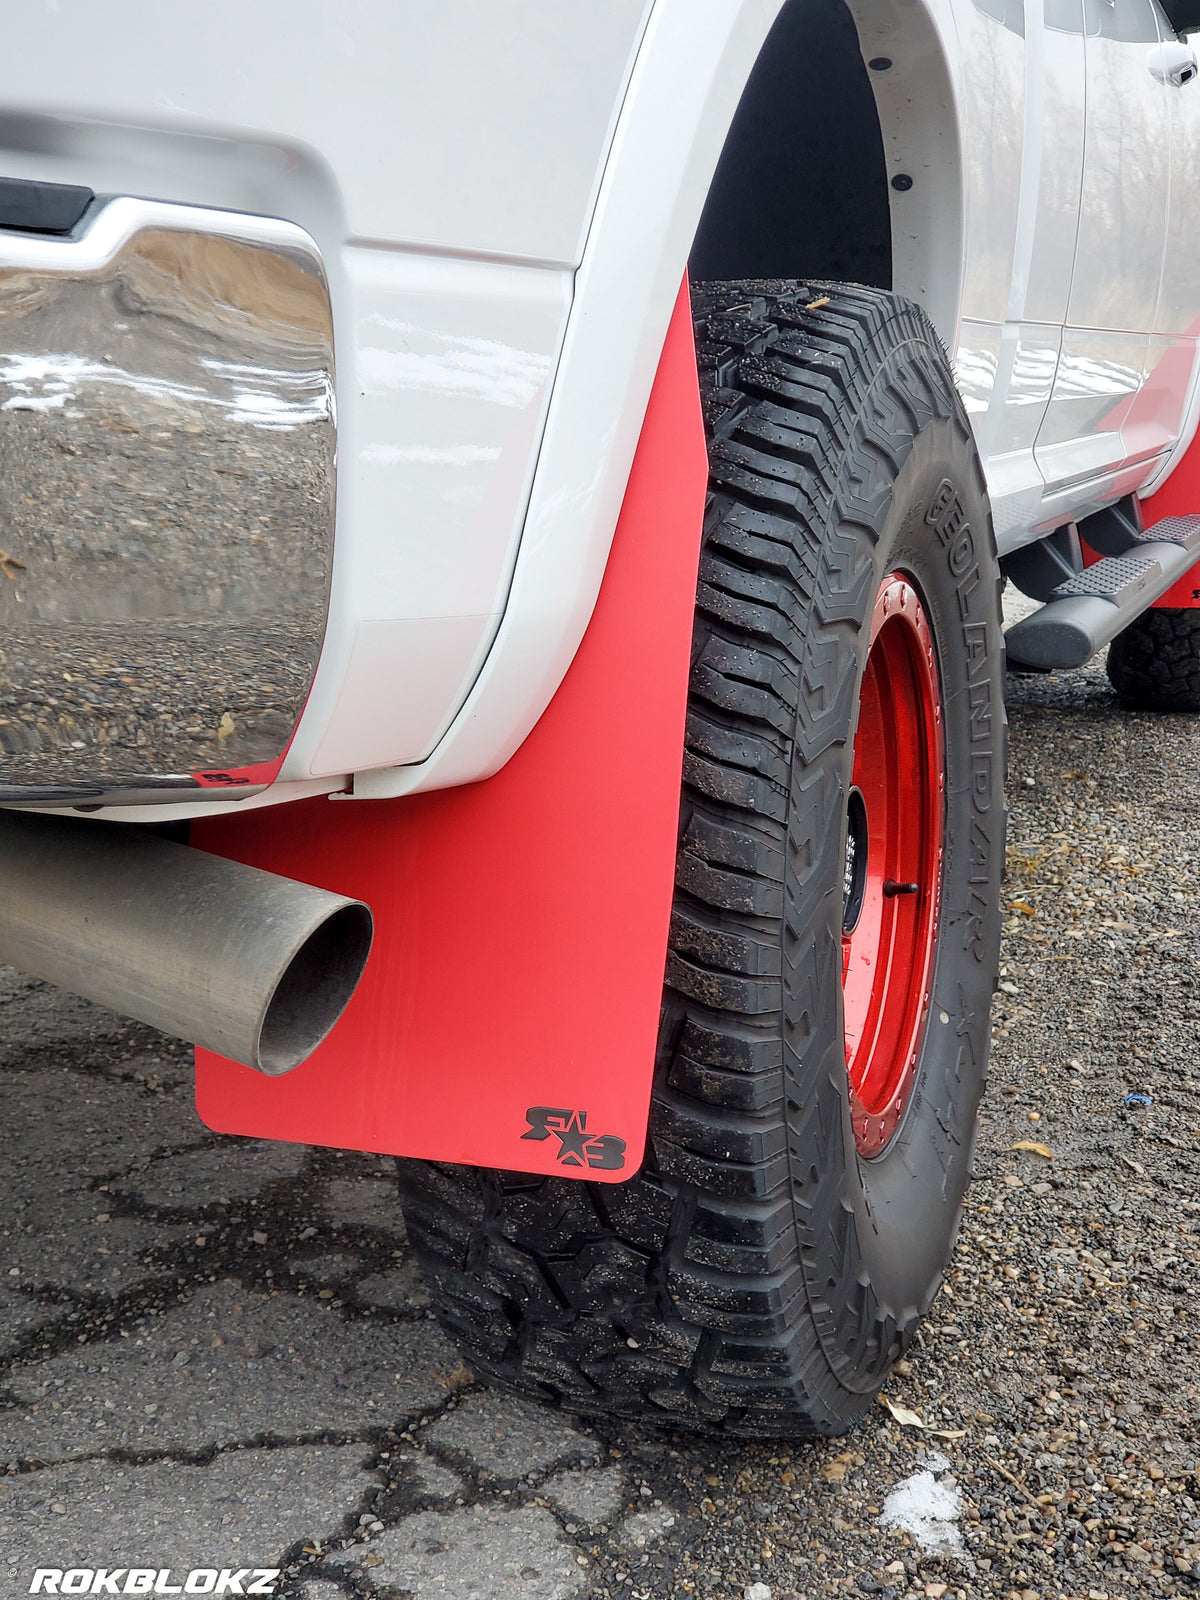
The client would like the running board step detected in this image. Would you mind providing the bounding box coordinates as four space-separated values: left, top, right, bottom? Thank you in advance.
1005 515 1200 670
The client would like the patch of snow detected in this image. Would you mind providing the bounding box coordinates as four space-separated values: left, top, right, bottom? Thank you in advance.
877 1450 965 1558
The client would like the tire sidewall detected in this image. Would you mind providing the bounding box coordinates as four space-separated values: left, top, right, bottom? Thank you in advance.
785 384 1005 1394
854 421 1004 1293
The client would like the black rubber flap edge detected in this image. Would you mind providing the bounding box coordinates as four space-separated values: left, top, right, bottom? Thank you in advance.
0 176 94 235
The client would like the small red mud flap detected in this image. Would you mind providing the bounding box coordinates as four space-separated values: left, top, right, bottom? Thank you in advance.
193 279 708 1182
1142 416 1200 609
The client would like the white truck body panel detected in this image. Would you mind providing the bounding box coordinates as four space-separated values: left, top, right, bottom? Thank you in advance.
0 0 651 798
0 1 650 264
2 0 1198 818
292 247 571 780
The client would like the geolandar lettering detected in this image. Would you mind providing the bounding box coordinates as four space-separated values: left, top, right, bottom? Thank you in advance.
29 1573 281 1596
926 476 998 964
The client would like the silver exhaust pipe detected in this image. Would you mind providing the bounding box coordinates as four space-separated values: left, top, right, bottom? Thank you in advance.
0 810 373 1074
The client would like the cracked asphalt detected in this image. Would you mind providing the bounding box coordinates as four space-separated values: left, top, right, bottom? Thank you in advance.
0 648 1198 1600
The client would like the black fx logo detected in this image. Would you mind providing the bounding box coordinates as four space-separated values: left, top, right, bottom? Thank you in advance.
522 1107 626 1171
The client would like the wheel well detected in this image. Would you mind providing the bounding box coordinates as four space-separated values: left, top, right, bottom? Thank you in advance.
689 0 891 290
689 0 965 348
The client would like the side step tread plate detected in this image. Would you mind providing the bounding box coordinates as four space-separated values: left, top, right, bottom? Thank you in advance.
1005 515 1200 670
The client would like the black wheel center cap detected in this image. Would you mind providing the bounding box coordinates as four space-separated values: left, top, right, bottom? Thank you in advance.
844 787 868 933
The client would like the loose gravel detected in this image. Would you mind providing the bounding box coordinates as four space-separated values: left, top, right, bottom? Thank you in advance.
0 644 1197 1599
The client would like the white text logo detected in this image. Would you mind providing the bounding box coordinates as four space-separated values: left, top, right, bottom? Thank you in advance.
29 1573 281 1596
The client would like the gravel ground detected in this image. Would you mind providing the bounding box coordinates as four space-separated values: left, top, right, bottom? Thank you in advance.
0 643 1198 1599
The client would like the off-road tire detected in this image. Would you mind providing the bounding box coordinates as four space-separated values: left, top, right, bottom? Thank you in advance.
398 282 1006 1436
1107 608 1200 711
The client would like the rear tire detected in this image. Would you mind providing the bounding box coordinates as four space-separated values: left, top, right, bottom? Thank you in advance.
398 282 1006 1436
1107 607 1200 711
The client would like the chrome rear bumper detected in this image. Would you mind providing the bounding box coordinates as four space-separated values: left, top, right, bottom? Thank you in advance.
0 197 335 806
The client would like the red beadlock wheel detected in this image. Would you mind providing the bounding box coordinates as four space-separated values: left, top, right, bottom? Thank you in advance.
842 575 945 1158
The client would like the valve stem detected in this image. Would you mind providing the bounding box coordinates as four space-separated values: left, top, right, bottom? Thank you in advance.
883 879 919 898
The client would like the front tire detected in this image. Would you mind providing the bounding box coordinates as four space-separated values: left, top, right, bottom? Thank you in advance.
1107 607 1200 711
398 283 1006 1436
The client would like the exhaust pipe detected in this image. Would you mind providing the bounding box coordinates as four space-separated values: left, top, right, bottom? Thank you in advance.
0 810 373 1075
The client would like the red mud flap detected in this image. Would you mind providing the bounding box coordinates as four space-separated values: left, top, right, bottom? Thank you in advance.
1081 332 1200 608
193 279 708 1183
1142 424 1200 609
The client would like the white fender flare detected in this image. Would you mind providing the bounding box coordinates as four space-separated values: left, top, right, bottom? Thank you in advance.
357 0 967 800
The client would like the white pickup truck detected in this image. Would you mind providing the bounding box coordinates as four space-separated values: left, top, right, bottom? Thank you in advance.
0 0 1197 1438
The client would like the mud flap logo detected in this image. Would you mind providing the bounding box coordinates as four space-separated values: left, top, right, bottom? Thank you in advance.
522 1107 626 1171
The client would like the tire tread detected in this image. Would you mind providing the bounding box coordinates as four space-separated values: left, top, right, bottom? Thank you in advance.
1107 607 1200 711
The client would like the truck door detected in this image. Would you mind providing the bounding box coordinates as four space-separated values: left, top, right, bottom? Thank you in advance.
1035 0 1172 493
1133 2 1200 479
957 0 1088 552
